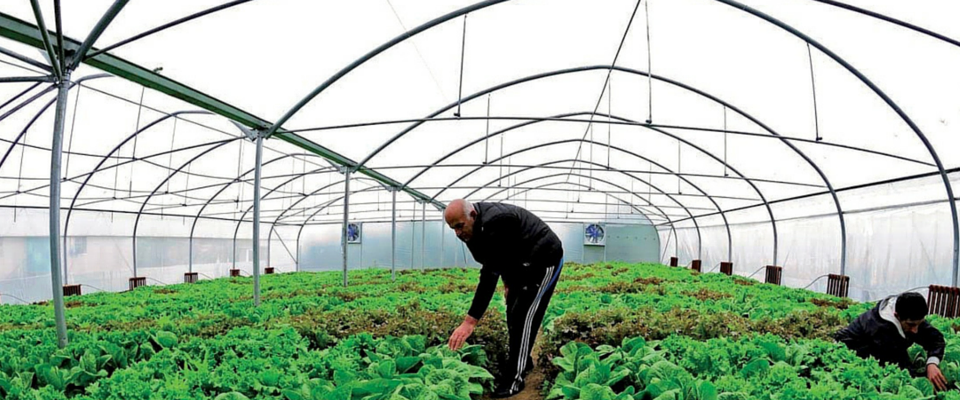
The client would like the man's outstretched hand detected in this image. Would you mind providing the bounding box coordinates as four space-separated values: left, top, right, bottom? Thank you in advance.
928 364 948 392
448 316 478 351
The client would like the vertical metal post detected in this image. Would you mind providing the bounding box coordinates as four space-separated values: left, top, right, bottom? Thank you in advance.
252 132 263 307
440 217 445 267
132 237 138 277
295 234 301 272
62 233 68 284
342 170 351 286
188 236 193 273
266 228 271 269
410 201 416 268
49 70 71 348
232 237 237 272
421 201 426 269
391 188 397 280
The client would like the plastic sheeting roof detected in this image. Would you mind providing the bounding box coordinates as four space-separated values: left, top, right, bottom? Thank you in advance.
0 0 958 274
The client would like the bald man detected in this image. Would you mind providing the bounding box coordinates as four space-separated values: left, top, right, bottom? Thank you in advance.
444 199 564 398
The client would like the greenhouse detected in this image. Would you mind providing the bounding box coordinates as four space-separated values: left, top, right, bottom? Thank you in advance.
0 0 959 399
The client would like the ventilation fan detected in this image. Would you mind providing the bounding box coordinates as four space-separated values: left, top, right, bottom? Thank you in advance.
346 222 362 244
584 223 605 246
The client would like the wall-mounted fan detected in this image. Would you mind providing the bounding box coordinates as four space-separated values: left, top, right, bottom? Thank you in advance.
584 223 605 246
346 222 362 244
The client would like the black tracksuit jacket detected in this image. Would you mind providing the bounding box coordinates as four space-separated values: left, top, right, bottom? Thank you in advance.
834 296 945 369
464 202 563 320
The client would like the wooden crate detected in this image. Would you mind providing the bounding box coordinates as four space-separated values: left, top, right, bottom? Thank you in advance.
928 285 960 318
720 262 733 276
129 277 146 291
765 265 782 285
826 274 850 298
63 284 82 297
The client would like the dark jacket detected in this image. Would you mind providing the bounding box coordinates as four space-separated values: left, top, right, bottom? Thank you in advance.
834 296 945 369
465 202 563 320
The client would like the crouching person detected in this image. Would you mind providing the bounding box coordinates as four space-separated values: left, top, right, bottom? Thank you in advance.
834 292 947 391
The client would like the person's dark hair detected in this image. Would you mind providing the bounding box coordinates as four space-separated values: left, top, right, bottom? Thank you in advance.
896 292 928 321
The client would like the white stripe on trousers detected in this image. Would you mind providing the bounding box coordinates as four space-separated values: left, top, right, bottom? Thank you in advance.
512 265 555 391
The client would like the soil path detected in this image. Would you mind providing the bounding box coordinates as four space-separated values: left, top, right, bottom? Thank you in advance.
482 329 548 400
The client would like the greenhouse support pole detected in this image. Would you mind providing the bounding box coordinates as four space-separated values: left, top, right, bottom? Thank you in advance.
266 227 271 270
342 169 351 286
49 70 71 349
295 235 300 272
440 219 445 267
252 130 264 307
421 201 426 269
188 236 193 273
391 188 397 281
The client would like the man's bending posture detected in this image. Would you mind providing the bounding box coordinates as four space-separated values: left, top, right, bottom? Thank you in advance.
834 292 947 391
444 199 564 398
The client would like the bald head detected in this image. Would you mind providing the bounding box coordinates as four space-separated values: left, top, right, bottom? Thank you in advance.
444 199 477 242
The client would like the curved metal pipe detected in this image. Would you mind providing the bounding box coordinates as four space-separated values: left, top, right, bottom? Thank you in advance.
263 0 509 138
361 64 849 269
433 137 742 261
131 137 241 275
714 0 952 283
406 111 744 261
62 110 210 281
187 153 334 272
231 176 384 268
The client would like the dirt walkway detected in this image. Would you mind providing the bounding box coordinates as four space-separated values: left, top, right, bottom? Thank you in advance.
482 330 548 400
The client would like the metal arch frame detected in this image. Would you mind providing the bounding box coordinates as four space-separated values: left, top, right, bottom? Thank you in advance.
427 134 759 264
465 160 674 223
355 66 854 269
714 0 958 287
62 110 211 280
0 74 113 172
269 0 956 274
187 153 335 272
406 107 796 263
0 12 443 211
435 136 721 261
290 184 388 271
806 0 960 49
267 175 394 252
230 175 385 270
131 137 242 276
463 159 671 220
486 180 659 224
263 0 509 139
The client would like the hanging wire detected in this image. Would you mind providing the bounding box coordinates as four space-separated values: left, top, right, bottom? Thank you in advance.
129 87 146 198
63 83 82 180
81 283 109 293
607 76 612 169
647 161 652 202
385 0 449 102
498 123 504 187
806 42 822 142
146 277 170 286
723 106 728 177
802 274 830 290
644 0 653 123
0 292 29 304
235 139 244 211
165 117 178 195
454 14 468 118
677 140 681 194
589 123 594 187
484 93 490 163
